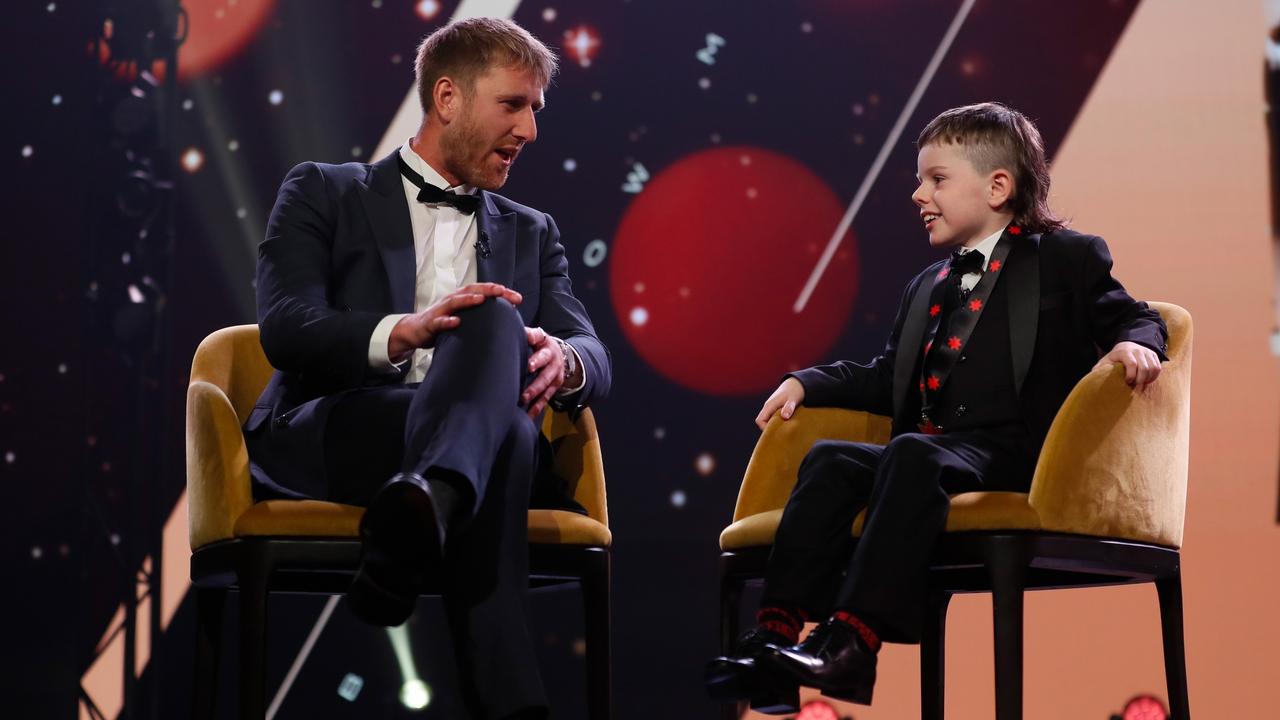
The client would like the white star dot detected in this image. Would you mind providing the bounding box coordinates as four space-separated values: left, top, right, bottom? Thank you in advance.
57 363 68 375
4 451 15 464
563 158 577 172
653 427 666 440
181 147 204 172
227 139 239 152
542 8 557 22
236 208 247 219
710 132 721 144
698 77 711 90
415 0 439 19
21 145 33 158
268 89 284 106
746 93 758 104
695 453 715 476
182 99 194 111
46 3 55 12
629 307 648 327
31 546 43 559
51 94 62 106
800 21 813 33
746 187 758 199
110 533 120 546
670 490 687 508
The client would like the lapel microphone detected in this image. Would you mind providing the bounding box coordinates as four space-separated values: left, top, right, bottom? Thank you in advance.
475 230 492 259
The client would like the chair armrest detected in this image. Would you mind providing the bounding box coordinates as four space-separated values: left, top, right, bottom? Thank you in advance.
186 380 255 550
1029 303 1192 547
731 407 892 522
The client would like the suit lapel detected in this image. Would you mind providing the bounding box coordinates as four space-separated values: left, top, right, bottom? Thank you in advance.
359 150 417 314
892 268 939 424
1005 233 1040 395
475 191 517 286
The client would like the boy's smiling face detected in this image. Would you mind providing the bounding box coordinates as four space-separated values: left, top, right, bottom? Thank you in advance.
912 141 1014 250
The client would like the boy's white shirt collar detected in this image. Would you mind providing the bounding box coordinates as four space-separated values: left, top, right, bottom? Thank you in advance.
959 226 1006 272
398 141 477 196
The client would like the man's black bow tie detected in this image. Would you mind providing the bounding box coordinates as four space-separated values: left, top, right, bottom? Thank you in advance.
948 249 985 276
397 154 480 214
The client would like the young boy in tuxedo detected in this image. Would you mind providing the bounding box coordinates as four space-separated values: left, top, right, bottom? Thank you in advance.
706 102 1167 712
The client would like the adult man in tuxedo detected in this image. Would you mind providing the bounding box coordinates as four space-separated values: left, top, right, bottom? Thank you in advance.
243 18 609 720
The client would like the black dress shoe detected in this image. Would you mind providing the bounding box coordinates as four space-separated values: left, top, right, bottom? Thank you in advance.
760 618 877 705
348 473 448 627
704 626 800 715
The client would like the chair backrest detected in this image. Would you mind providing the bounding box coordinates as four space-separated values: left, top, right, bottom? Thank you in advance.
1028 302 1192 547
186 325 608 549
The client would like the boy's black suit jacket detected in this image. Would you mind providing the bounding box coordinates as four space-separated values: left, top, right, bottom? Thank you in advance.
791 228 1168 452
245 150 611 498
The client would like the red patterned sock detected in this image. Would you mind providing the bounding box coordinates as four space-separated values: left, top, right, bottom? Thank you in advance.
755 606 808 644
831 611 882 654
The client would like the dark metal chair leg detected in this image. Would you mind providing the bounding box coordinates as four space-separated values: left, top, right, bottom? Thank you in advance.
583 549 612 720
238 549 271 720
192 587 226 720
719 563 743 656
921 590 952 720
986 538 1028 720
1156 570 1191 720
718 559 746 720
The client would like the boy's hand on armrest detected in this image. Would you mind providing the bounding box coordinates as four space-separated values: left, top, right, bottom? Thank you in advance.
756 378 806 430
1093 341 1162 391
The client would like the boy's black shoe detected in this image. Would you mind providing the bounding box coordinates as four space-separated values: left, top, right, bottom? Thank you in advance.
760 617 877 706
705 626 800 715
347 472 448 626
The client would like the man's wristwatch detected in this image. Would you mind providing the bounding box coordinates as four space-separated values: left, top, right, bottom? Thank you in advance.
551 336 576 384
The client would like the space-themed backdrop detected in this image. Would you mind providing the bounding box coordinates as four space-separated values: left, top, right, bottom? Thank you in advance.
6 0 1184 717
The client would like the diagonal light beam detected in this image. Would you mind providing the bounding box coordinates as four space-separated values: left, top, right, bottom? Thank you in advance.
792 0 977 313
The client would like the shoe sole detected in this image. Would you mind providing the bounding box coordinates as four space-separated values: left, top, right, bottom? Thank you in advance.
821 682 874 706
705 658 799 715
758 648 876 707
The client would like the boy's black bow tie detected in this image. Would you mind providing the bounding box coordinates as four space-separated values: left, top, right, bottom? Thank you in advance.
397 154 480 214
948 249 985 275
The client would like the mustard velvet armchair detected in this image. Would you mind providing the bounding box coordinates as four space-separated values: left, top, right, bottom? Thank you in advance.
187 325 612 720
717 302 1192 720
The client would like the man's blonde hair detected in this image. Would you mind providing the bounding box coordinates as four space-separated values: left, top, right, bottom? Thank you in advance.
414 17 558 115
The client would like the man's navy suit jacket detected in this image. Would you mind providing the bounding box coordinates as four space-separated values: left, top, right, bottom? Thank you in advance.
791 228 1168 453
245 150 611 499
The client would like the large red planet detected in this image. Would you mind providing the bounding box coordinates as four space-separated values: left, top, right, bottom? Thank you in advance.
609 146 860 396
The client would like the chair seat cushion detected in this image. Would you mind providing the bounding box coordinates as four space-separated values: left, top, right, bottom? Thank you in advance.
231 500 611 547
528 509 612 546
719 491 1042 551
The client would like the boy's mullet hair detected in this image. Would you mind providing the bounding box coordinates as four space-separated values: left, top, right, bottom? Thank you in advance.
415 17 559 115
917 102 1066 233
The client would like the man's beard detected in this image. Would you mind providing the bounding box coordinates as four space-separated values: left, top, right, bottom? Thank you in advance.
441 112 509 191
